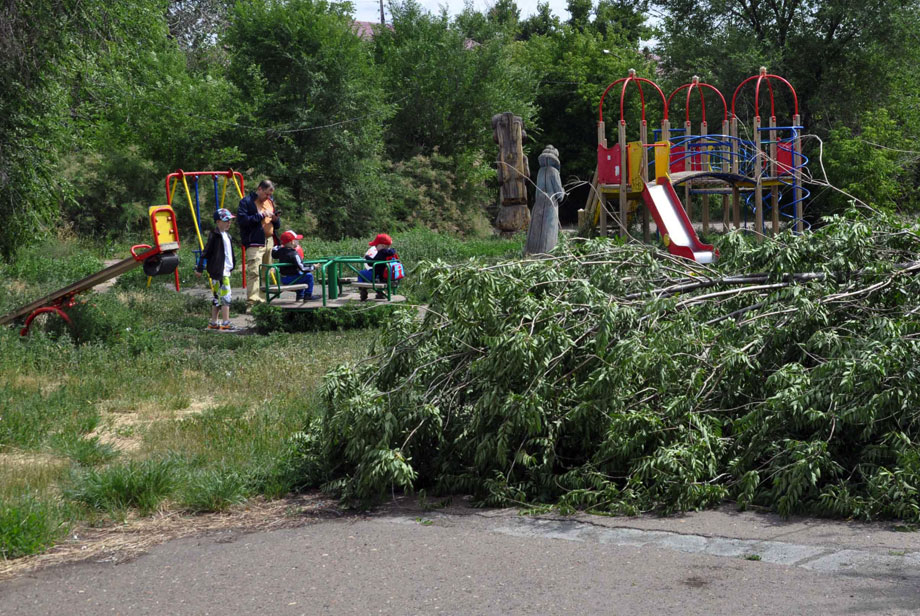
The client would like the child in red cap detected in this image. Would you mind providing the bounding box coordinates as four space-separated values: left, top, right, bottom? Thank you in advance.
358 233 399 285
271 229 317 301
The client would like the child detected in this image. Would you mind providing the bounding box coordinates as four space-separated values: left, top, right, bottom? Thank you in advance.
358 234 401 299
196 208 237 330
271 229 317 301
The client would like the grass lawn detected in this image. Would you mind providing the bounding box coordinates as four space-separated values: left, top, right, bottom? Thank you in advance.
0 229 523 563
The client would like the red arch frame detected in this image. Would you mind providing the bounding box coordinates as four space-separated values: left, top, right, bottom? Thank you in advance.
598 73 669 125
731 70 799 120
667 79 727 125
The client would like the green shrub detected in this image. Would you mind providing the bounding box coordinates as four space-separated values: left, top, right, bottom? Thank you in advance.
62 147 161 237
251 302 405 334
0 496 67 559
58 293 137 345
66 458 177 515
250 303 285 334
823 108 919 214
384 151 493 236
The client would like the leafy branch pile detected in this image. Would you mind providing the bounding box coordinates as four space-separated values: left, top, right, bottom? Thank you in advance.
304 209 920 521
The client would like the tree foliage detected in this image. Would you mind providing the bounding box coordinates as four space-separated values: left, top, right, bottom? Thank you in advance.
307 207 920 522
226 0 392 238
376 0 536 160
3 0 919 254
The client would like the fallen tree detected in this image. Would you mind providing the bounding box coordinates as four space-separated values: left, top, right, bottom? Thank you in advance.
300 209 920 521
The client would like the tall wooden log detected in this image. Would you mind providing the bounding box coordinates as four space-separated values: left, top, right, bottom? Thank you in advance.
492 112 530 235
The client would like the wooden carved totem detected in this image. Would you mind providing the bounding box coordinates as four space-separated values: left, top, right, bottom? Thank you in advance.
492 112 530 234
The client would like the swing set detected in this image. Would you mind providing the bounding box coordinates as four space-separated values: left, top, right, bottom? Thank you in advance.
164 169 246 288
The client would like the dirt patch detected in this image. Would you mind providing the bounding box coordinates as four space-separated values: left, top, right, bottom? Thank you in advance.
5 279 29 293
5 374 64 396
177 396 215 418
0 492 342 581
91 396 217 453
0 450 68 470
89 411 145 453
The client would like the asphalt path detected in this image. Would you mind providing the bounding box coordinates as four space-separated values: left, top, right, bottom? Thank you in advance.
2 501 919 615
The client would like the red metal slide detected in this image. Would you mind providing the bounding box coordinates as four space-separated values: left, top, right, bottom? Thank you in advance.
641 179 718 264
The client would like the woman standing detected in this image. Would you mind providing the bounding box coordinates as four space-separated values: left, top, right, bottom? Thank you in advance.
237 180 280 304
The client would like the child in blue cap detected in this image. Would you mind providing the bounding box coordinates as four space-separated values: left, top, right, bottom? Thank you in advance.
195 208 237 330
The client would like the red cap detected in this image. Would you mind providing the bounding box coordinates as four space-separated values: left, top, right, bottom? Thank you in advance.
280 230 303 244
369 233 392 246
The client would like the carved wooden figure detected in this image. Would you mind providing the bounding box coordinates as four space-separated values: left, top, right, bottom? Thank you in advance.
525 145 563 255
492 112 530 234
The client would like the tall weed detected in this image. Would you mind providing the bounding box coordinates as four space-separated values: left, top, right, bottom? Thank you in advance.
0 496 68 559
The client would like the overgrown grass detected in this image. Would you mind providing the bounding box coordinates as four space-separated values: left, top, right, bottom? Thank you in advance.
66 458 178 516
0 230 518 560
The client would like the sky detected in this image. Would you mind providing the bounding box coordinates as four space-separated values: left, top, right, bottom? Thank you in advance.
352 0 572 24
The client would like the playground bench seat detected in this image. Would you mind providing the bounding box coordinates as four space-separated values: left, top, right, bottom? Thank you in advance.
262 284 312 293
352 281 398 301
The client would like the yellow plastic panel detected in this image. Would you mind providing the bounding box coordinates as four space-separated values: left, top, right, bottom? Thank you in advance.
654 141 671 181
149 205 180 251
628 142 643 190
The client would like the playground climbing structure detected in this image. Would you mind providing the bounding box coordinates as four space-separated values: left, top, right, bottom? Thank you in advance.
585 68 808 258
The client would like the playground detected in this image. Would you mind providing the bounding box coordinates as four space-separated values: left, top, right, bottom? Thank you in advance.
583 67 808 262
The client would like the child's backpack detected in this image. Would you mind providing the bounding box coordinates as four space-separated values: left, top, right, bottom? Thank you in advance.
387 261 405 281
383 252 404 282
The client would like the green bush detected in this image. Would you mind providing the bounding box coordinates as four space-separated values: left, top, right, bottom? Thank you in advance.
823 108 919 213
59 293 137 346
385 151 494 236
62 147 161 237
0 496 67 559
251 302 404 334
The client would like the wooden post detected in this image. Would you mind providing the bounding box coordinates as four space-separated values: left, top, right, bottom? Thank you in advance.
769 116 779 234
492 112 530 235
794 113 803 233
730 115 741 229
618 120 628 238
701 120 709 234
599 191 607 237
684 119 693 222
754 115 764 241
594 120 607 236
660 118 671 240
640 120 649 242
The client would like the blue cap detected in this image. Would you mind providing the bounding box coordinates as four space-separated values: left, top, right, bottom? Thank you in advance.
214 208 235 222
